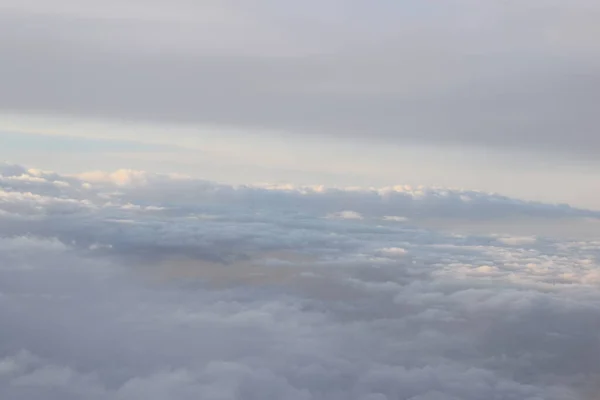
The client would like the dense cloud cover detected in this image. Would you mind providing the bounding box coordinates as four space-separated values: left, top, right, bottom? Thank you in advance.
1 163 599 399
1 1 600 159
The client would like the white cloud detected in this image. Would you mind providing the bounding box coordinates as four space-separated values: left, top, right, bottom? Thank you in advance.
0 163 599 399
382 216 408 223
495 236 538 246
77 169 152 186
378 247 408 258
326 210 364 220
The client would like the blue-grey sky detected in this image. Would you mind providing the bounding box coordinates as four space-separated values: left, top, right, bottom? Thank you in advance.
1 0 600 208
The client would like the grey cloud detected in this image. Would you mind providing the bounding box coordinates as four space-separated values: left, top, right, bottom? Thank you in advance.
0 235 598 399
1 163 599 267
3 162 599 220
2 163 600 288
1 162 600 398
1 1 600 158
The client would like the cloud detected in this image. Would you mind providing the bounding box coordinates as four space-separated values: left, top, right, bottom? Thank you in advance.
495 236 538 246
326 210 364 220
1 1 600 160
378 247 408 258
0 163 599 399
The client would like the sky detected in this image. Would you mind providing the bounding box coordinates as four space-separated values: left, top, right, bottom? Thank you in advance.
1 0 600 208
1 2 600 399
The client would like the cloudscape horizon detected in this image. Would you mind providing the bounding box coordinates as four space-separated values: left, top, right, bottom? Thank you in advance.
0 163 599 399
1 1 599 399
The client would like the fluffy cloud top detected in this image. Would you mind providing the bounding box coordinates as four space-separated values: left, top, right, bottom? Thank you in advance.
0 163 599 399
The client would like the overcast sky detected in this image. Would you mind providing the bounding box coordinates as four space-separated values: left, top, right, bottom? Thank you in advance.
1 0 600 208
2 4 600 398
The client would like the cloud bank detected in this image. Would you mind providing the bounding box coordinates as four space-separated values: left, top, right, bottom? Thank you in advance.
1 1 600 159
1 163 599 399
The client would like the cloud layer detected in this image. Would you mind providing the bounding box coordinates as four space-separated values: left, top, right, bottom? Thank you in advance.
1 1 600 159
0 163 599 399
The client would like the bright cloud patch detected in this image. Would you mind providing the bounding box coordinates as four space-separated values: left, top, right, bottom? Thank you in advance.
495 235 538 246
0 163 599 399
326 210 364 220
